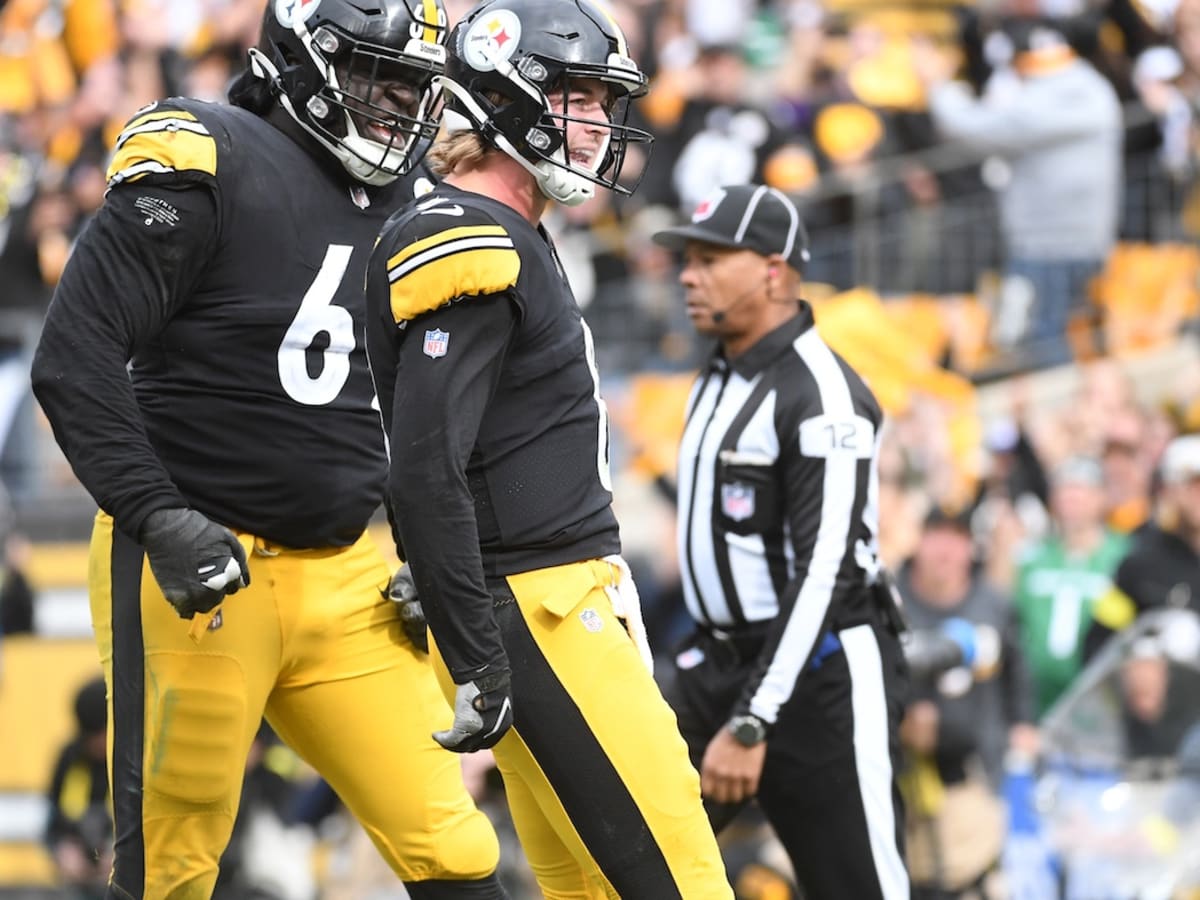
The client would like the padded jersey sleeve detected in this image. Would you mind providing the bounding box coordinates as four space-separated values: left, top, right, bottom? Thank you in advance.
378 195 521 323
31 100 221 539
367 197 520 682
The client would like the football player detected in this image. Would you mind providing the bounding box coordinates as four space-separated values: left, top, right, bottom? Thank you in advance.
364 0 733 896
31 1 509 897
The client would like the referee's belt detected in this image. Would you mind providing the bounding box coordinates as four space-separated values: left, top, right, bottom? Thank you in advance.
697 623 842 669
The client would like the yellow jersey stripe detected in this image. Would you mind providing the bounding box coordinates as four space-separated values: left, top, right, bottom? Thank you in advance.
386 224 509 271
389 233 514 282
115 108 203 141
421 0 439 44
390 245 520 322
106 127 217 185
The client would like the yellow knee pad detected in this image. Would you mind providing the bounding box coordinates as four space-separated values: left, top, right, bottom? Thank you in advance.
143 652 249 808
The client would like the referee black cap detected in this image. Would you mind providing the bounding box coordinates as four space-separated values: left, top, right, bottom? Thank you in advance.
652 184 811 274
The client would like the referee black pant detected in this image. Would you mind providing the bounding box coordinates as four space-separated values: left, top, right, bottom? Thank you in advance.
663 617 911 900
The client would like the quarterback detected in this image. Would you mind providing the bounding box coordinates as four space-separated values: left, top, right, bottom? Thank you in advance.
365 0 733 896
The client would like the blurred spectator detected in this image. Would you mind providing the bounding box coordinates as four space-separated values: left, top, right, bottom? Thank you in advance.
913 18 1123 369
1130 45 1192 221
1086 433 1200 657
897 506 1037 786
0 530 37 635
1061 359 1139 456
1119 634 1198 760
1171 0 1200 236
1164 720 1200 825
980 416 1050 520
802 101 902 290
895 506 1036 898
1099 404 1156 534
45 675 112 900
618 204 703 371
0 116 58 505
647 41 814 213
971 413 1051 590
1012 456 1129 718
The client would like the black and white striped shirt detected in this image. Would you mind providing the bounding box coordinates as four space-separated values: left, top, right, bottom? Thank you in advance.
676 305 885 724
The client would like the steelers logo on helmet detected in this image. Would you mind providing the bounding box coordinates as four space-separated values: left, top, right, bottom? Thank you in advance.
462 9 522 72
275 0 321 29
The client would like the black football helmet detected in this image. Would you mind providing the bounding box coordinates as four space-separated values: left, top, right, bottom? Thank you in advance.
438 0 652 206
249 0 448 184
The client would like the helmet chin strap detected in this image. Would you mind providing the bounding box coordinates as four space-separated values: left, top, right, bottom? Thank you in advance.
533 144 599 206
341 133 406 186
534 161 594 207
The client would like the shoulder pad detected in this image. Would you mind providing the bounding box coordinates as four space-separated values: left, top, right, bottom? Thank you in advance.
106 98 218 188
382 196 520 323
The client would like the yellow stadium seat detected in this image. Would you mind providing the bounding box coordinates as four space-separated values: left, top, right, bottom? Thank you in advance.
814 288 982 501
941 294 993 373
1090 242 1200 356
63 0 119 71
0 636 102 792
0 840 56 887
26 542 91 590
881 294 950 363
612 373 697 481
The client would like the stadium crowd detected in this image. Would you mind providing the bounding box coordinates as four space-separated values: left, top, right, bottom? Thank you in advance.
2 0 1200 894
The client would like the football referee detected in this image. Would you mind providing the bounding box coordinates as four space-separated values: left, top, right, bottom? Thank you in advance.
653 183 911 900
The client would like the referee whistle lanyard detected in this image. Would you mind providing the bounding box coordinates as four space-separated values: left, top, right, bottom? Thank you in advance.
602 554 655 674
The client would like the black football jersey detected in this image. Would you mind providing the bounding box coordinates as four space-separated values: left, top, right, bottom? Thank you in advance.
33 98 430 547
366 184 621 677
369 184 621 573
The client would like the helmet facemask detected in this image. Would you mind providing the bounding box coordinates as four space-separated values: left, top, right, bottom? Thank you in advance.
528 69 651 203
438 2 653 206
317 35 445 184
251 0 447 186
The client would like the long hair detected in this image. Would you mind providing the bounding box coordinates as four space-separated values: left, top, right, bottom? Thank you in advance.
425 131 489 177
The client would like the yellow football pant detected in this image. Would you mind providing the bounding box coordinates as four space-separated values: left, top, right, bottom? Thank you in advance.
89 512 498 899
430 558 732 900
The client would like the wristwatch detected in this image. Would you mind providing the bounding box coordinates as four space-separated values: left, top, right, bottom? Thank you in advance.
728 714 769 747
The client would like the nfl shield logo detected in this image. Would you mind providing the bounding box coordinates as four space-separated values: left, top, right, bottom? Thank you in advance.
721 482 756 521
676 646 705 670
579 608 603 633
423 328 449 358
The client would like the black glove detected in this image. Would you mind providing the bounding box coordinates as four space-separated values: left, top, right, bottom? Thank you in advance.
139 507 249 619
387 563 428 653
433 670 514 753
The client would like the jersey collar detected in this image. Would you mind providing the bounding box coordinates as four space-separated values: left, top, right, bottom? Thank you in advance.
723 300 815 380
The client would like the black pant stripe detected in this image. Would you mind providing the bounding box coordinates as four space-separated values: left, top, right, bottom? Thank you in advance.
496 600 683 899
108 529 146 899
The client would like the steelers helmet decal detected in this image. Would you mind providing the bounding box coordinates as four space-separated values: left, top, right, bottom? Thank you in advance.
274 0 322 29
462 9 523 73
